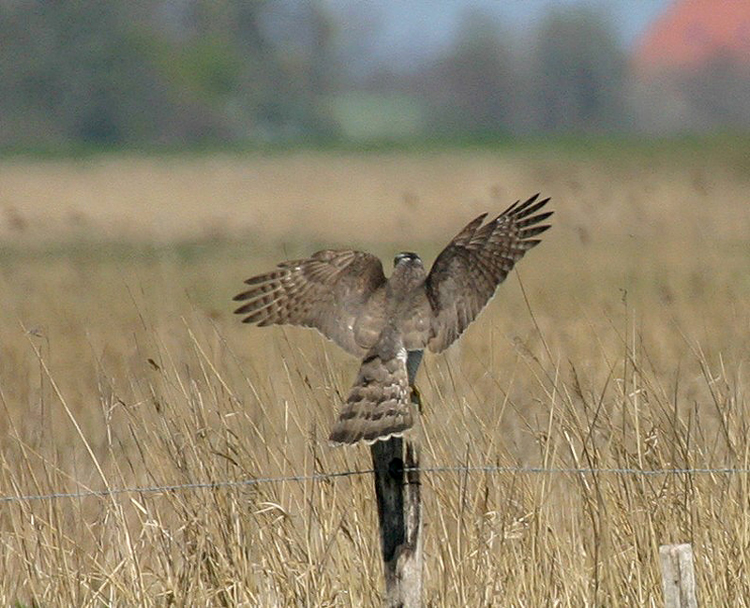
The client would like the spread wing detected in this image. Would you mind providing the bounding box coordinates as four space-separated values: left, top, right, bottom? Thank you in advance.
233 250 386 357
425 194 553 353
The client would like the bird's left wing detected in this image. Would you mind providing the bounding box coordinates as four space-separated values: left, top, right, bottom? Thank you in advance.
424 194 553 353
233 250 386 357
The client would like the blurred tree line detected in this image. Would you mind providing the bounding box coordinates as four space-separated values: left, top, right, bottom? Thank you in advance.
0 1 747 149
0 0 336 147
405 7 628 136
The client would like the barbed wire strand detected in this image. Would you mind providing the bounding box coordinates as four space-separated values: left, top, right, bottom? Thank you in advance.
2 465 749 505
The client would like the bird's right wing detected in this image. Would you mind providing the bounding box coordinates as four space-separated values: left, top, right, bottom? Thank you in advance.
233 250 387 357
425 194 553 353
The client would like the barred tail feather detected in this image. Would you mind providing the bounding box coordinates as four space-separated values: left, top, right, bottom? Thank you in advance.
329 350 413 445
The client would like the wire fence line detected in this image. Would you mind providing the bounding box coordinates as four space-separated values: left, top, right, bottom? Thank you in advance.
3 464 750 505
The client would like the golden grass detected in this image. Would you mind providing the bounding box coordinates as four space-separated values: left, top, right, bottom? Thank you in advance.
1 147 749 605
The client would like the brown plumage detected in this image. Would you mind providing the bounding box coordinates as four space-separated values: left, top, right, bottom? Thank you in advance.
234 193 553 445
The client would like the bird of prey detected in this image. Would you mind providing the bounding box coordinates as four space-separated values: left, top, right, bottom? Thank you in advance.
233 194 552 445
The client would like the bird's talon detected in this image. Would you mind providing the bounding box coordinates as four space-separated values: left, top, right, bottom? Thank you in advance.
410 384 423 413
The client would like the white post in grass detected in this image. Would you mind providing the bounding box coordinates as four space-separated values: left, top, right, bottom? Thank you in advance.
659 543 698 608
370 352 423 607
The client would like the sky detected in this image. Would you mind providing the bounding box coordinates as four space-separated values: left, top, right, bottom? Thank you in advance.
327 0 671 71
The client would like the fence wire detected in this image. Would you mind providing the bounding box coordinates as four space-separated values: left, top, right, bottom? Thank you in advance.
2 464 750 505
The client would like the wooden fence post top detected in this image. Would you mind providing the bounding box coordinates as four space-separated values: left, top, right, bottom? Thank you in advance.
659 543 698 608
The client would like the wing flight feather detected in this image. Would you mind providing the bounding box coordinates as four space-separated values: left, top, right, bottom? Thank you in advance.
425 194 553 353
233 250 386 356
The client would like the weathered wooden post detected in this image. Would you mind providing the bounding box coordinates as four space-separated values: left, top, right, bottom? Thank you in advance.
370 352 423 607
659 543 698 608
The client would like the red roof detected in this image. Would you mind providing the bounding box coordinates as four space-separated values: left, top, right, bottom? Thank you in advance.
634 0 750 75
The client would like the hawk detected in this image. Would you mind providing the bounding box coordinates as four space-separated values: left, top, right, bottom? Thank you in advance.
233 194 552 445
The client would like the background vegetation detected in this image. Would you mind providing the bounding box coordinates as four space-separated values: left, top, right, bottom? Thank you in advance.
1 142 749 604
2 1 749 151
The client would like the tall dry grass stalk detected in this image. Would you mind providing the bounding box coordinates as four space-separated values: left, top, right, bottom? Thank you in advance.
0 148 749 605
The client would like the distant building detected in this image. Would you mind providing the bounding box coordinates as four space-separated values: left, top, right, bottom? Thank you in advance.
631 0 750 132
633 0 750 76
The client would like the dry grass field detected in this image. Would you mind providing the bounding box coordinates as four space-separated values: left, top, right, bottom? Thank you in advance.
1 142 749 605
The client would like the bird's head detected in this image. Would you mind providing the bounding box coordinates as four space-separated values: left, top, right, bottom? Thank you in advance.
393 251 422 269
391 251 425 289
